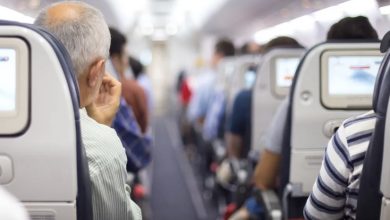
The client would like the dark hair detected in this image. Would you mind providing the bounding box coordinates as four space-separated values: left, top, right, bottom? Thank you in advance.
327 16 378 40
129 56 144 78
263 36 304 53
215 39 235 57
239 42 262 55
109 27 127 56
240 43 250 55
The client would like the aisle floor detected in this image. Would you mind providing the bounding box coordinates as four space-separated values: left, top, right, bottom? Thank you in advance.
150 116 218 220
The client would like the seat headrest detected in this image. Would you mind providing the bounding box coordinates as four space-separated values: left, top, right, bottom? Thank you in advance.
372 33 390 115
0 20 80 110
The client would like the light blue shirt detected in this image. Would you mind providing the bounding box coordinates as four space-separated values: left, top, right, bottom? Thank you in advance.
202 88 226 141
187 69 216 123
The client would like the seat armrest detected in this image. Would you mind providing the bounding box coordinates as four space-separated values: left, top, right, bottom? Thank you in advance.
256 189 282 220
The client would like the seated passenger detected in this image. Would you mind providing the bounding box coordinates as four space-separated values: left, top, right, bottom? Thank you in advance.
304 16 379 220
239 41 262 55
34 2 141 219
187 39 235 128
227 37 303 219
230 16 379 220
225 37 303 162
0 187 29 220
201 40 236 141
130 56 154 115
107 27 152 173
108 27 149 134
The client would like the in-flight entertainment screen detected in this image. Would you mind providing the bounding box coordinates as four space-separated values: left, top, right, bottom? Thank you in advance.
0 48 16 113
275 57 300 87
328 55 382 96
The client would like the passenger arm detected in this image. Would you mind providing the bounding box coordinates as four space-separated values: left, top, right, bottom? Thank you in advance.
112 100 152 172
253 99 287 189
253 149 281 190
121 79 149 134
86 73 121 126
304 126 350 219
226 133 244 158
135 86 149 134
226 91 248 159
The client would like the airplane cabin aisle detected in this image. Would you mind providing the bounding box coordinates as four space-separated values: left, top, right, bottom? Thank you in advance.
151 115 202 220
148 43 218 220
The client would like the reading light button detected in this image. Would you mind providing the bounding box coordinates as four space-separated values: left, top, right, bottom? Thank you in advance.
0 156 13 184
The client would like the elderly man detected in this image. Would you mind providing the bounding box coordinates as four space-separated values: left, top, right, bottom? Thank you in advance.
34 2 141 220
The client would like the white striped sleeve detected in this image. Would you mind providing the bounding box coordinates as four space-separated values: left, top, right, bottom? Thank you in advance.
304 125 351 220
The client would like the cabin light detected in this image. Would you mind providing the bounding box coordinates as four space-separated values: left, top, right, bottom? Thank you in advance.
380 5 390 15
289 15 315 27
254 22 294 44
339 0 378 17
152 29 168 41
254 27 276 44
141 24 154 36
0 5 34 23
140 50 152 66
312 6 343 23
166 23 178 36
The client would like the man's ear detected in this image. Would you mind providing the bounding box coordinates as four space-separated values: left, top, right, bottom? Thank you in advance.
87 59 105 87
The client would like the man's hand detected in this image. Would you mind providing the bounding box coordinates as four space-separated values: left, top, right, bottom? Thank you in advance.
86 73 121 126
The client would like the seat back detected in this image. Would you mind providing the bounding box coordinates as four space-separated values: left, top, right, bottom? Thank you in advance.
0 21 92 220
281 42 382 218
356 34 390 220
226 55 260 112
251 48 304 152
379 96 390 219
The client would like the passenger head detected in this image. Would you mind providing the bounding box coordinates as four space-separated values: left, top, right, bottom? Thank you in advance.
327 16 378 40
240 41 262 55
35 1 110 108
129 56 144 79
212 38 235 67
263 36 303 53
109 27 129 77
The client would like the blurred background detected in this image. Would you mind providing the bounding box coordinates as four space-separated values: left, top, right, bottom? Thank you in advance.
2 1 390 219
1 0 390 116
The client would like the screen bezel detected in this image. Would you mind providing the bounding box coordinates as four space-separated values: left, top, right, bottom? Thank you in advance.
270 55 301 98
321 50 383 109
0 37 29 135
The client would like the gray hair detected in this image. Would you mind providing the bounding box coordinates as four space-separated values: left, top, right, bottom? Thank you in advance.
34 1 110 76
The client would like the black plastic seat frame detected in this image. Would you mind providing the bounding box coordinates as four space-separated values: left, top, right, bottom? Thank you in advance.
356 33 390 220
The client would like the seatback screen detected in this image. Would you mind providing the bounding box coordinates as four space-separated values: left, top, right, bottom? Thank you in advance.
321 48 383 109
0 48 16 112
244 65 257 89
328 56 382 96
275 57 300 88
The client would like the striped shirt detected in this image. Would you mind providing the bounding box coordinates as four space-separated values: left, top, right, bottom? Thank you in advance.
80 109 142 220
304 111 376 220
